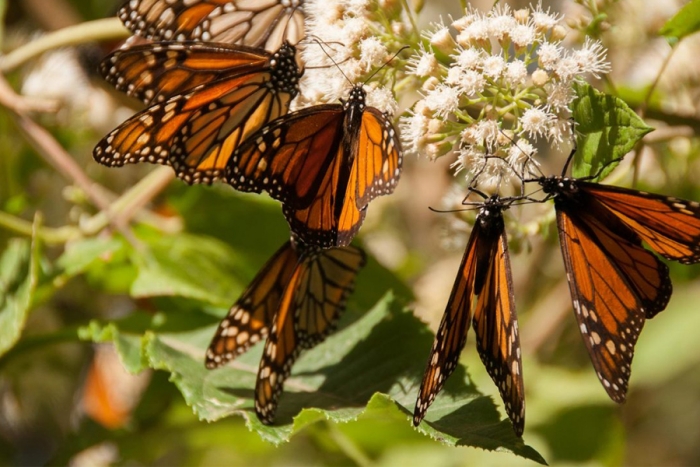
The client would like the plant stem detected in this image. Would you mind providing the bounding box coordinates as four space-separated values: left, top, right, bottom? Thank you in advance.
0 210 80 244
0 18 129 73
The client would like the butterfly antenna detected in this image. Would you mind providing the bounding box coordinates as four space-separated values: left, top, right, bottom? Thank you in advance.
363 45 410 84
559 118 579 175
461 187 492 207
428 205 479 214
310 37 353 84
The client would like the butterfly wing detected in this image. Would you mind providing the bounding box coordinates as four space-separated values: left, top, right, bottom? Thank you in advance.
288 107 404 247
205 240 299 368
229 94 403 247
255 244 366 424
579 181 700 265
227 105 345 200
99 42 270 105
118 0 305 51
471 214 525 437
94 44 300 184
554 196 671 402
228 104 355 246
413 212 485 426
353 107 403 207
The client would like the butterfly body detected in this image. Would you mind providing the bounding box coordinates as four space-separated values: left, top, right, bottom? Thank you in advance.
94 41 302 185
226 85 403 248
414 197 525 436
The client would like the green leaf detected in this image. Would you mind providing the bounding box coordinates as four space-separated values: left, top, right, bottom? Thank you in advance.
56 236 124 279
131 233 249 306
168 186 290 267
660 0 700 44
79 320 148 373
56 237 123 277
78 308 221 373
0 224 39 356
144 294 544 462
571 82 653 180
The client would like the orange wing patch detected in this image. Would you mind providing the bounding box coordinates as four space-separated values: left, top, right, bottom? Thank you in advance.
554 195 671 401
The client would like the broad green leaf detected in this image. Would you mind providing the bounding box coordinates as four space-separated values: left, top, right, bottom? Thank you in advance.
571 82 653 180
79 320 147 373
0 226 39 356
145 294 544 462
78 309 221 373
131 233 248 306
660 0 700 43
168 185 290 267
56 236 124 279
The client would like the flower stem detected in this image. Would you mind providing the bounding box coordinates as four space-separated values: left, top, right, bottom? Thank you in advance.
0 18 129 73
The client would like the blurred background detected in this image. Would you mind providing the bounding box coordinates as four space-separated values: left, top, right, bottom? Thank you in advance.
1 0 700 465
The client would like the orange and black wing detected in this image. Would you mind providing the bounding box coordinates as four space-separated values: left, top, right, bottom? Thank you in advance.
414 204 524 433
227 105 345 202
255 245 366 424
471 214 525 436
554 195 672 402
228 89 403 247
94 43 300 184
290 106 404 247
353 107 403 206
118 0 305 51
413 221 479 426
99 42 270 105
205 240 299 368
227 104 352 247
579 181 700 265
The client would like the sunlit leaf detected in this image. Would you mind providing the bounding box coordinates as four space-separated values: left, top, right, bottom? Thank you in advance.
571 82 653 180
144 294 544 462
0 224 39 356
659 0 700 43
57 237 123 277
131 233 248 306
79 320 147 373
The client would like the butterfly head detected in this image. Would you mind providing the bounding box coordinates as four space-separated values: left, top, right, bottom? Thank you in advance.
476 195 508 228
340 85 367 111
539 175 580 198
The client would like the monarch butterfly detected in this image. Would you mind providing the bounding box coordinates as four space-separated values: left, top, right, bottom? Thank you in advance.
118 0 305 52
534 163 700 402
93 41 302 184
413 196 525 437
225 84 403 248
205 239 366 424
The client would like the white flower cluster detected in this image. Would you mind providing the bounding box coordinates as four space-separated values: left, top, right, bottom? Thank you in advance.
400 3 611 193
292 0 407 114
